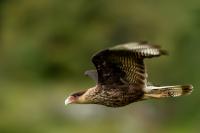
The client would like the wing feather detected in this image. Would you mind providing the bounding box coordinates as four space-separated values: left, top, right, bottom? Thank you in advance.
92 42 167 86
85 70 98 82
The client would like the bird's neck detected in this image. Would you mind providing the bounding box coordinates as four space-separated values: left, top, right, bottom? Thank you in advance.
77 85 98 104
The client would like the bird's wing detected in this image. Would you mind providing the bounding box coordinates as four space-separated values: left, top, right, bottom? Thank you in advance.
85 69 98 83
92 42 167 86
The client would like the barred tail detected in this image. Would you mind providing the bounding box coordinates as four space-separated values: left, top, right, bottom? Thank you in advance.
144 85 193 99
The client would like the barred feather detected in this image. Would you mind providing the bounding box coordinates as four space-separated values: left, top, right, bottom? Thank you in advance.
92 42 167 86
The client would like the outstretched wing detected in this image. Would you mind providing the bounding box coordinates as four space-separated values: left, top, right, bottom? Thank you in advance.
92 42 167 86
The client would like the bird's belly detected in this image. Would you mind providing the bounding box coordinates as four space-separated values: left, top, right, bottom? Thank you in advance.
97 90 144 107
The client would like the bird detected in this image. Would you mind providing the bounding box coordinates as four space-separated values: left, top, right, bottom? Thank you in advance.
65 42 193 107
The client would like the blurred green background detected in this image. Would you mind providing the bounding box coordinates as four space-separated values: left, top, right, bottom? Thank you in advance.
0 0 200 133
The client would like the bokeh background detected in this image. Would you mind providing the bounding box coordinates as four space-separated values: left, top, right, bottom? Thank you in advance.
1 0 200 133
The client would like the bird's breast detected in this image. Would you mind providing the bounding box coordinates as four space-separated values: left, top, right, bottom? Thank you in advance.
93 85 144 107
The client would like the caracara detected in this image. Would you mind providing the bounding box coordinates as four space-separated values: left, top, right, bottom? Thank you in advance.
65 42 193 107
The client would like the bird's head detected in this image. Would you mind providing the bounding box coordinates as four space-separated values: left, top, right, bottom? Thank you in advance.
65 90 87 105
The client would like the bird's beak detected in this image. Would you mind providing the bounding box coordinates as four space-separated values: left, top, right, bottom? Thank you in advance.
65 96 75 105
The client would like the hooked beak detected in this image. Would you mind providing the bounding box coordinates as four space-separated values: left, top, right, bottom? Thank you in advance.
65 96 75 105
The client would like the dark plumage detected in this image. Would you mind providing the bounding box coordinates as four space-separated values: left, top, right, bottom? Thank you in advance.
65 42 193 107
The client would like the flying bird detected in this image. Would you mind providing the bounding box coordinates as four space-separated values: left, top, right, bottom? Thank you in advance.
65 42 193 107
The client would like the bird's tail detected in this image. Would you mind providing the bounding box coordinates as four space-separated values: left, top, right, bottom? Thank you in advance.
144 85 193 99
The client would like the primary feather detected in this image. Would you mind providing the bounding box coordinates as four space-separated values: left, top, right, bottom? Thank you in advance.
92 42 167 86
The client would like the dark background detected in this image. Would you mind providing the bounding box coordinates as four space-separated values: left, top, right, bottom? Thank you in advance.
0 1 199 133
